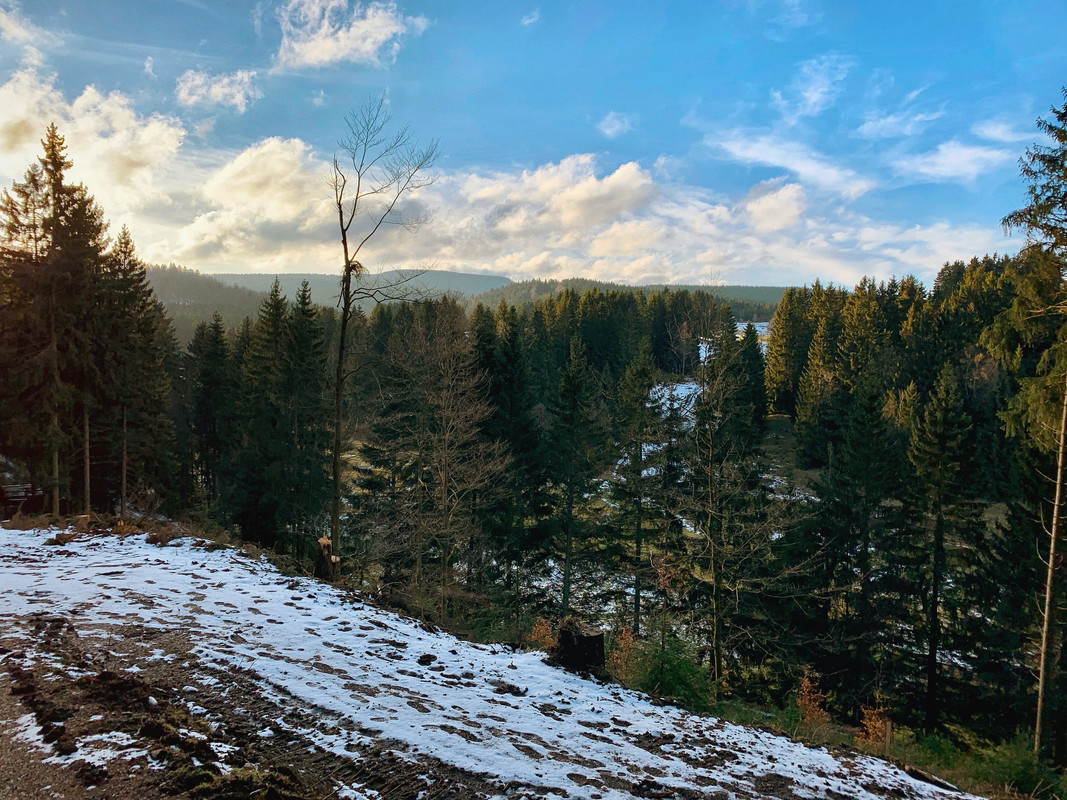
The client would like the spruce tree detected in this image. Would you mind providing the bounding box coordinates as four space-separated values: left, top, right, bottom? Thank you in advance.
764 286 812 415
614 342 662 634
281 281 331 551
231 280 291 545
550 337 610 618
909 363 973 733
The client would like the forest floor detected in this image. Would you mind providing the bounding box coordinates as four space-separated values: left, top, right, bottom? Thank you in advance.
0 524 982 800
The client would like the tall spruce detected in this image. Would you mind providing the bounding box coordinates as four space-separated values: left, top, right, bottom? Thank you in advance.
550 337 610 619
909 363 973 733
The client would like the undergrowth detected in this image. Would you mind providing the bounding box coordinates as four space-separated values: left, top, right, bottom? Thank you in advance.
595 625 1067 800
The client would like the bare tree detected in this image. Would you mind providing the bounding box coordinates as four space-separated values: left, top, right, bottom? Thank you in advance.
327 95 439 578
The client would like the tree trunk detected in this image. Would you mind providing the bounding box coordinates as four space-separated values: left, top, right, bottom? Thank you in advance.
329 263 354 583
49 309 60 518
51 447 60 517
924 510 945 734
561 486 575 619
704 401 723 695
1035 370 1067 754
82 405 90 515
120 406 127 518
633 442 643 636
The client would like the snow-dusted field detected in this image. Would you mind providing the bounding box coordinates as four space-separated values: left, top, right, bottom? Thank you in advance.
0 527 978 799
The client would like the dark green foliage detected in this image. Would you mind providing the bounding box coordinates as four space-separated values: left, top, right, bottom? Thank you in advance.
0 126 175 515
549 337 612 618
637 616 712 712
764 286 812 415
185 314 237 507
1003 87 1067 254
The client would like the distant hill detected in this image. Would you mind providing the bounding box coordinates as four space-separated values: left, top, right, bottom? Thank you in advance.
470 279 784 321
215 270 512 306
147 265 269 344
148 267 782 343
148 267 513 343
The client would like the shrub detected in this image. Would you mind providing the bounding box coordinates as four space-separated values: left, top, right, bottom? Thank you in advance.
528 617 557 650
606 626 642 686
796 673 830 726
637 619 711 712
977 736 1065 800
856 700 890 753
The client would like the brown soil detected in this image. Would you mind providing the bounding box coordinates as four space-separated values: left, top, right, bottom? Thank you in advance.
0 612 535 800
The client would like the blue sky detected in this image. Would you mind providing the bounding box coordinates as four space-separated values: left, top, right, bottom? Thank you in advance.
1 0 1065 287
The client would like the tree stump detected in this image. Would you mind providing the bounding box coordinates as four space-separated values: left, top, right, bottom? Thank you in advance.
315 536 340 581
553 618 605 675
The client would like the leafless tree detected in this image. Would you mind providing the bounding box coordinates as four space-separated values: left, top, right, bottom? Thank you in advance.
327 95 439 578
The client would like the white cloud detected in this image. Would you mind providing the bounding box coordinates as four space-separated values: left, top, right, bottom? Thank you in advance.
895 140 1015 182
973 119 1033 143
771 54 853 125
144 57 156 78
743 180 805 232
521 9 540 26
857 110 943 138
0 67 186 221
273 0 429 70
203 137 323 223
713 132 875 198
156 146 1007 287
156 136 336 270
597 111 634 139
175 69 262 113
0 5 58 46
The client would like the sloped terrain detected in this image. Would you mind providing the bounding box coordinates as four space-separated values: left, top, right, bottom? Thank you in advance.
0 527 978 800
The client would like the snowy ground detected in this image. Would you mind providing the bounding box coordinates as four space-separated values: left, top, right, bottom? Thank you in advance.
0 526 980 800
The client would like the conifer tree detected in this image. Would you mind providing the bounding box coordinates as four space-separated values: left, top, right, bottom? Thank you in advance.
187 313 236 507
794 317 844 466
614 342 662 634
97 227 175 515
0 125 108 514
764 287 812 415
281 281 331 550
550 337 610 618
909 363 973 733
231 280 291 544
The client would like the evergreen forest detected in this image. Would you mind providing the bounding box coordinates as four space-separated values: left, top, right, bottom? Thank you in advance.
6 96 1067 788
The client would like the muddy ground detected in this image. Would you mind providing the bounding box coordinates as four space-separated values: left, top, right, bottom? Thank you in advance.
0 612 516 800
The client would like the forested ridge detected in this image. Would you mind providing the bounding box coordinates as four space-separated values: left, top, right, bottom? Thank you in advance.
5 95 1067 795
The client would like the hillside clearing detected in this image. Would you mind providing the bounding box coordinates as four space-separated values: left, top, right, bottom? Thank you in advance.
0 527 978 800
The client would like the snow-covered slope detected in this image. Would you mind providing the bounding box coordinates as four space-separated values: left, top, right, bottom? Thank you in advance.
0 528 978 799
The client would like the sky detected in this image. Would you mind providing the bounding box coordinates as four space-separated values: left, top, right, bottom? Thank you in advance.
0 0 1064 288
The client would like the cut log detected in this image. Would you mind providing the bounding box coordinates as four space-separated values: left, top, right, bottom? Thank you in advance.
553 618 605 675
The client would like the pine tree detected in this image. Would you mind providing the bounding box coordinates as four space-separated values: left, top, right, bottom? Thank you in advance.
550 337 611 618
614 342 662 634
281 281 331 552
0 125 109 514
764 287 812 415
97 227 175 515
909 363 973 733
186 313 236 507
738 322 767 442
794 317 844 466
230 280 291 545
